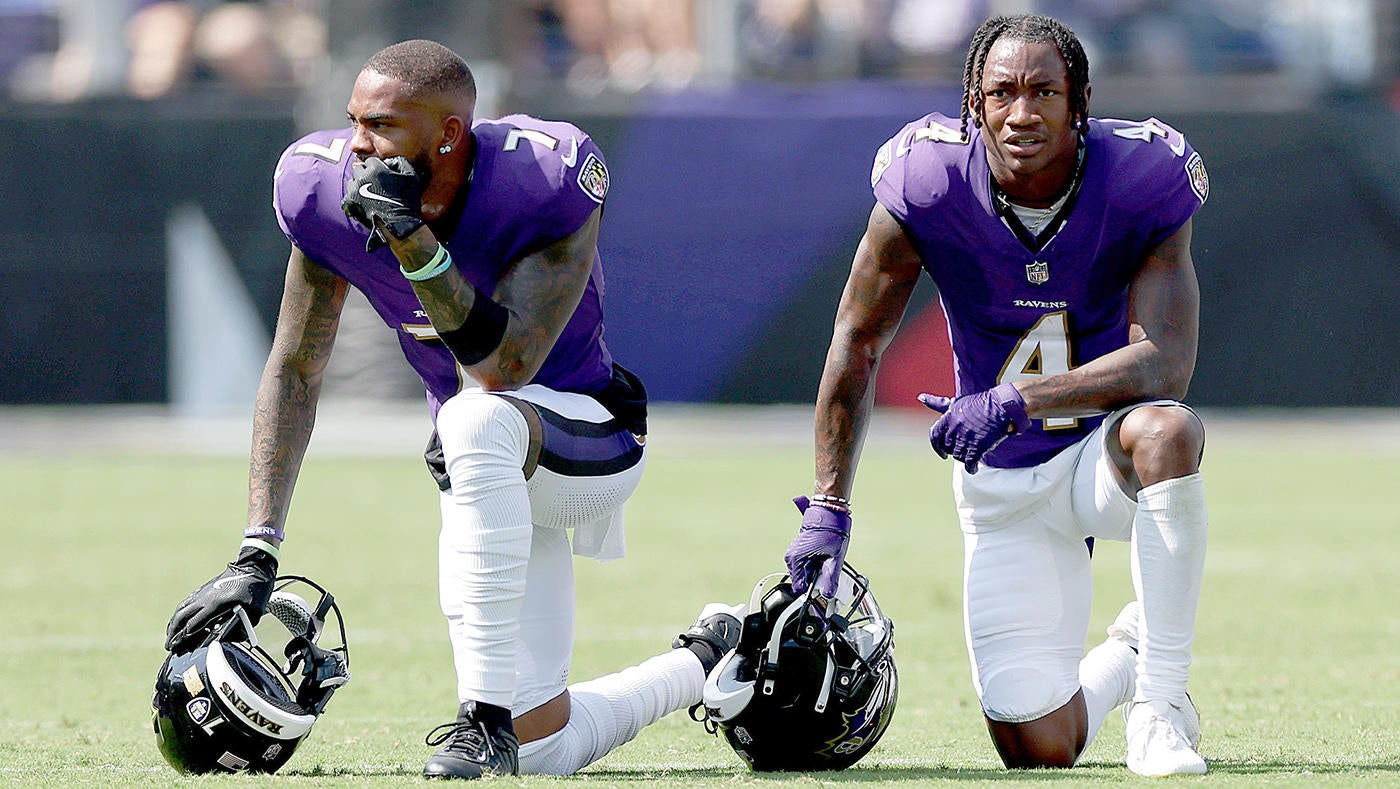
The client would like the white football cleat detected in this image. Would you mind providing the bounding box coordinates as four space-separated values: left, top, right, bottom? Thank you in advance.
1113 599 1205 774
1126 698 1206 776
1110 601 1201 749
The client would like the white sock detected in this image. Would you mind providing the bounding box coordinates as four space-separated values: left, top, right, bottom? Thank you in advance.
1078 637 1136 756
518 649 704 775
1130 473 1208 706
437 395 534 708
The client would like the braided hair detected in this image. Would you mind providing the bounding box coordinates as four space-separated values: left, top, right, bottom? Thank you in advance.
958 15 1090 140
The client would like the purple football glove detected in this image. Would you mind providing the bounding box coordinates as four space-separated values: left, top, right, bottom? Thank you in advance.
918 383 1031 474
784 496 851 599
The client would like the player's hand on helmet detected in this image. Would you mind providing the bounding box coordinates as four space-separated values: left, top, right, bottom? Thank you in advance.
165 545 278 653
341 156 425 251
784 496 851 599
918 383 1031 474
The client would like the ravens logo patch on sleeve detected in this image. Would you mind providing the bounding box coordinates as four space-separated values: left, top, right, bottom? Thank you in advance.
1186 151 1209 205
577 153 609 203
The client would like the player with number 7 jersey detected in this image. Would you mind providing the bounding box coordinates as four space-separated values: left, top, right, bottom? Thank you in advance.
160 39 746 783
274 113 614 412
870 111 1207 468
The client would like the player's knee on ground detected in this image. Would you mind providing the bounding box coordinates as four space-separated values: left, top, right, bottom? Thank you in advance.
435 393 530 486
983 667 1084 768
981 665 1067 725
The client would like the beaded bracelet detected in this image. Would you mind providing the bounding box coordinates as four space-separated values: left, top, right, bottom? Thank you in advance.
810 494 851 514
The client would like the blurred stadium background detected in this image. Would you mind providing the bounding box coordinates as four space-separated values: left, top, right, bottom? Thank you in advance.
3 3 1399 782
1 0 1398 416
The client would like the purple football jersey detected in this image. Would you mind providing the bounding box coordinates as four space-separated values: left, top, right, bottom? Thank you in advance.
272 114 615 416
872 113 1208 468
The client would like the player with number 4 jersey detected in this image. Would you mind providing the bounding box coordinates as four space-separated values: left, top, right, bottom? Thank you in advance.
782 14 1212 778
871 111 1206 468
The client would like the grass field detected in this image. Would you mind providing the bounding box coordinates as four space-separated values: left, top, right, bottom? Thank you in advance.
2 404 1398 786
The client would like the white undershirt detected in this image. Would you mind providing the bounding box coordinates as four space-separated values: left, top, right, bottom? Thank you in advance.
1008 189 1072 235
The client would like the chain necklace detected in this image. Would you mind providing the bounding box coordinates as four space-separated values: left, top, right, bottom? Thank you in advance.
992 144 1086 240
1020 194 1068 235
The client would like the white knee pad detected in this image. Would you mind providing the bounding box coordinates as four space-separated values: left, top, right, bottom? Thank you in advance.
435 392 534 708
980 665 1076 724
963 524 1091 726
434 392 530 496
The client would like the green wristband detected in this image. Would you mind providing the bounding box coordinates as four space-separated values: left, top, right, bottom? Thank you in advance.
402 245 452 282
241 538 281 562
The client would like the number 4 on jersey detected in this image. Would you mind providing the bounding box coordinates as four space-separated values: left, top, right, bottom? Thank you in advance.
998 311 1076 430
1110 118 1187 157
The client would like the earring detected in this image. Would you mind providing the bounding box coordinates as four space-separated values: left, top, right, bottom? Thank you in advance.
439 144 452 154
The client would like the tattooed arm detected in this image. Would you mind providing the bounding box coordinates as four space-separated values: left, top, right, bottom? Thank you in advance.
1015 219 1200 418
245 245 349 546
386 207 601 391
813 203 925 500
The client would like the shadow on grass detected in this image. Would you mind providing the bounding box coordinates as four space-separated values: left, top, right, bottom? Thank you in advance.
283 759 1400 781
579 759 1400 782
1201 759 1400 776
285 763 424 778
580 766 1111 782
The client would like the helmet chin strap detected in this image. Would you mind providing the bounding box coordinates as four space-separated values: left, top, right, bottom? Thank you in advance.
207 604 259 649
761 595 839 712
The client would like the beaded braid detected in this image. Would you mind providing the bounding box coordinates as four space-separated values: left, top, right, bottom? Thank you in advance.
958 14 1090 140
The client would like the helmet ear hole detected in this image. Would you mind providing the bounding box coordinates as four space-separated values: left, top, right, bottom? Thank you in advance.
699 564 898 772
222 642 300 709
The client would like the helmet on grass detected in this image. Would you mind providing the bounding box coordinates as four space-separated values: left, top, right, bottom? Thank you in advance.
696 564 897 771
152 575 350 774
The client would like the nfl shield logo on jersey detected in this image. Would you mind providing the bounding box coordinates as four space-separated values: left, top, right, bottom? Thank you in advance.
1026 260 1049 285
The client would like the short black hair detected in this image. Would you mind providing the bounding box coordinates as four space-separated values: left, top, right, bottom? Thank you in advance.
362 39 476 103
959 15 1089 138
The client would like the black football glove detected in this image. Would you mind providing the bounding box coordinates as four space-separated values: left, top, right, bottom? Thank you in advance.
341 156 426 251
165 545 278 653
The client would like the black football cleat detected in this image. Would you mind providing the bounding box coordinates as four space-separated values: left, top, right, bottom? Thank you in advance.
673 603 746 673
423 701 519 779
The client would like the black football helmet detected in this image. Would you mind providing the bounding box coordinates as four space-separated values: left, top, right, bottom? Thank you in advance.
695 564 897 771
152 575 351 774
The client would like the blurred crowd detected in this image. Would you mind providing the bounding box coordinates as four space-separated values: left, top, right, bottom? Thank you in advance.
0 0 1390 102
1 0 325 102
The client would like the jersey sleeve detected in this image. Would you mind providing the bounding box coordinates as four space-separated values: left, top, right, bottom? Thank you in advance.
871 113 965 224
271 129 358 259
483 115 607 251
1094 117 1209 247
